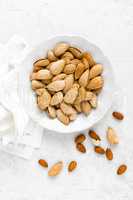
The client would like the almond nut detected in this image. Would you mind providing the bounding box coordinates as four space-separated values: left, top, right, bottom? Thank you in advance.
50 92 63 106
47 50 57 62
71 59 81 65
62 52 74 60
75 134 86 144
64 87 78 104
37 88 51 110
54 43 69 57
82 57 89 69
63 64 76 74
76 143 86 153
81 101 91 115
52 73 66 81
79 69 89 87
69 47 83 59
94 146 105 154
85 91 93 101
31 80 44 90
78 87 86 101
82 52 95 67
117 164 127 175
106 148 113 160
56 109 70 125
47 80 65 92
50 59 65 75
63 74 74 93
88 130 101 140
48 161 63 176
107 127 119 145
31 69 52 80
68 161 77 172
75 63 85 79
89 64 103 79
33 59 50 72
87 76 104 90
47 106 56 118
60 102 76 115
38 159 48 168
112 112 124 120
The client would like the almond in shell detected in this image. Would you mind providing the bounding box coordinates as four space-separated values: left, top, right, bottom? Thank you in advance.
50 92 63 106
90 64 103 79
68 161 77 172
87 76 104 90
81 101 91 115
48 161 63 177
37 89 51 110
63 64 76 74
64 87 78 104
47 106 56 118
54 43 69 57
79 69 89 87
50 59 65 75
47 80 65 92
107 127 119 145
75 63 85 79
56 109 70 125
63 74 74 93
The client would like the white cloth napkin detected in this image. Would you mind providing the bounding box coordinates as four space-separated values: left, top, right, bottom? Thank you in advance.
0 35 44 159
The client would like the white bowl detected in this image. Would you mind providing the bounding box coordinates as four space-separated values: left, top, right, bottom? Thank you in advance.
18 35 116 134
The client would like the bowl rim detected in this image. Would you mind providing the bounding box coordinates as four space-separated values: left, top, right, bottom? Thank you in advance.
18 34 116 134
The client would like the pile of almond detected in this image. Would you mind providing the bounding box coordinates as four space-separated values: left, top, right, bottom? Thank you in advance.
30 42 104 125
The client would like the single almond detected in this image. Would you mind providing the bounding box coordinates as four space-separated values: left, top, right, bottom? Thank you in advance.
75 134 86 144
106 148 113 160
68 161 77 172
62 52 74 60
64 87 78 104
89 93 97 108
87 76 104 90
117 164 127 175
50 59 65 75
63 74 74 93
52 73 66 81
47 50 57 62
47 80 65 92
63 64 76 74
47 106 56 118
31 80 44 90
69 47 83 59
31 69 52 80
79 69 89 87
60 102 77 115
48 161 63 177
33 59 50 72
56 109 70 125
37 88 51 110
50 92 63 106
82 52 95 67
82 57 89 69
38 159 48 168
94 146 105 154
89 64 103 79
107 127 119 145
112 112 124 120
81 101 91 116
89 130 101 140
76 143 86 153
75 63 85 79
54 43 69 57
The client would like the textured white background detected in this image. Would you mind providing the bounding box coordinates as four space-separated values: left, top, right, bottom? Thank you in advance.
0 0 133 199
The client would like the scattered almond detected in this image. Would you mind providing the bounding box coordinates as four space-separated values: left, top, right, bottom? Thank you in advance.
112 111 124 120
89 130 101 141
107 127 119 145
38 159 48 168
68 161 77 172
117 164 127 175
94 146 105 154
75 134 86 144
76 143 86 153
106 148 113 160
48 161 63 177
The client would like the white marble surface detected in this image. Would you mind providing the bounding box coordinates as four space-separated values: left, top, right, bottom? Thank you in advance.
0 0 133 199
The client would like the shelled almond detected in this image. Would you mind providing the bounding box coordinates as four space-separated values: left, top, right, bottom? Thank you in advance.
30 42 104 125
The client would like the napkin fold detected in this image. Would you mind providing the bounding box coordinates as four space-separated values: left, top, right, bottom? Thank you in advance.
0 35 44 159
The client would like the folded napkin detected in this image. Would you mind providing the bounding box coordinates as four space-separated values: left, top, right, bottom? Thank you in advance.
0 35 44 159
